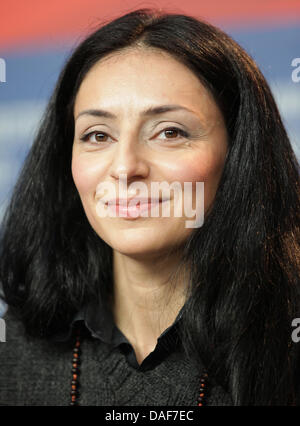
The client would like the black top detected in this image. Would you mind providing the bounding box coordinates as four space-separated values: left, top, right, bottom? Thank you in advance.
53 295 185 372
0 305 234 405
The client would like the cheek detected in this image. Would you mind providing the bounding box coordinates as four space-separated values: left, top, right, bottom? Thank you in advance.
167 149 226 186
166 148 227 212
71 154 104 196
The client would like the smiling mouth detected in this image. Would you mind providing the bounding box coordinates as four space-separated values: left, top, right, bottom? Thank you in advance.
104 198 170 219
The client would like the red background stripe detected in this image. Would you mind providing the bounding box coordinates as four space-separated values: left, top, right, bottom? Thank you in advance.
1 0 300 49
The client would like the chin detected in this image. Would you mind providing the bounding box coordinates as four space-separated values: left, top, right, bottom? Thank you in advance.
109 240 165 256
99 232 173 258
91 218 182 255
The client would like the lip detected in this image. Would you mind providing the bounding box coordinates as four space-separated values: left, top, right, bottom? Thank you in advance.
104 197 170 219
105 197 165 206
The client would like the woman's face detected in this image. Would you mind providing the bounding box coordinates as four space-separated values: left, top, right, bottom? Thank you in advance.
72 48 228 257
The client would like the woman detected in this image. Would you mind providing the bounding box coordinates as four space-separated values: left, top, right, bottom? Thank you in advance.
0 8 299 406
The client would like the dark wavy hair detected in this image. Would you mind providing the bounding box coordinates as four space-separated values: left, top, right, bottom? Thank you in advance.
1 8 300 406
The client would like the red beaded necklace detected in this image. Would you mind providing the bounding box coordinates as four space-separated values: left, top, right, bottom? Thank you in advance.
70 324 209 406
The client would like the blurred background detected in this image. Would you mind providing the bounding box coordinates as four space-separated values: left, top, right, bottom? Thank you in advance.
0 0 299 229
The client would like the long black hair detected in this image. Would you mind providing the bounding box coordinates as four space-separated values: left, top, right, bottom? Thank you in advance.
1 8 299 405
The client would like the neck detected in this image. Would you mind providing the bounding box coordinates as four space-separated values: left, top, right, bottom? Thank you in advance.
110 249 188 364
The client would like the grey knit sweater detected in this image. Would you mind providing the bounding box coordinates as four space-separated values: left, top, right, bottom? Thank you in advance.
0 308 232 406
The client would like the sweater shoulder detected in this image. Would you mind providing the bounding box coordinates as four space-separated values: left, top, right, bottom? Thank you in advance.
0 306 74 405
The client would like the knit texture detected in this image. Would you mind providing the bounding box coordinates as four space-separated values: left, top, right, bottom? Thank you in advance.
0 308 232 406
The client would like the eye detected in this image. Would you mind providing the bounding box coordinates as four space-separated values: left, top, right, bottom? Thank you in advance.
80 131 111 144
158 127 190 141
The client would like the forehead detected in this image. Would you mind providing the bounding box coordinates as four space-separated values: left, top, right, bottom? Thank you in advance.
73 48 218 120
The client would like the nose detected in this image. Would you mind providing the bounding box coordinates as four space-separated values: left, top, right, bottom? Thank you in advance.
108 135 149 183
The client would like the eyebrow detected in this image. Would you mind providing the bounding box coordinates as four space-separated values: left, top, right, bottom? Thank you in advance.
75 104 198 121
